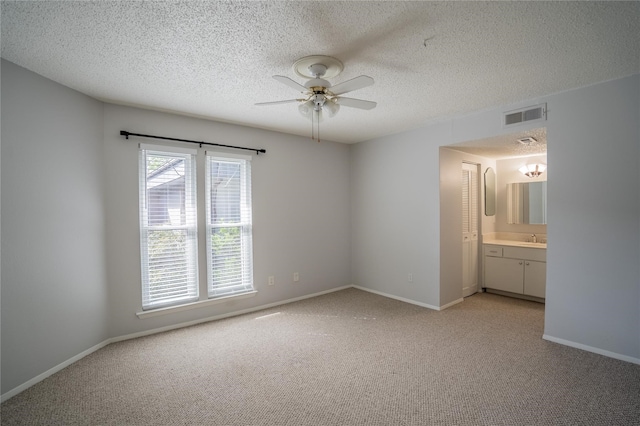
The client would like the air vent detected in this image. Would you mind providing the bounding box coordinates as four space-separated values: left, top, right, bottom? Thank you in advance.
503 103 546 127
517 137 538 145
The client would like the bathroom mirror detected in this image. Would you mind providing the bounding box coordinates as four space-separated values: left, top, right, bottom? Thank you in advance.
484 168 496 216
507 182 547 224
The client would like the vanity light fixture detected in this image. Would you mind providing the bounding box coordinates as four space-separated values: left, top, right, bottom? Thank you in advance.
519 163 546 178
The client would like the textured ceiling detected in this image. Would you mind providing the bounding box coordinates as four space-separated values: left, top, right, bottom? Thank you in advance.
447 127 547 160
2 1 639 150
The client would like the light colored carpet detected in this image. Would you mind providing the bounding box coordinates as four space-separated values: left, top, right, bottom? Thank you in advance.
1 288 639 425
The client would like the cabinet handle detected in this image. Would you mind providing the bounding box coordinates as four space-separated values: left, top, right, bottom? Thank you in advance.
526 262 530 266
519 261 523 265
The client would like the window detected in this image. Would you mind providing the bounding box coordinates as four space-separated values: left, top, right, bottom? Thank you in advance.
139 146 198 309
139 145 254 311
206 153 253 297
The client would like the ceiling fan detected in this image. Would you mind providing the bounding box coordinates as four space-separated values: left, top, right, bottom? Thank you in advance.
256 55 376 141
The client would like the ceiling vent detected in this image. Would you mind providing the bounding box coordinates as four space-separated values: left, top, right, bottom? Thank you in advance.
503 103 546 127
517 136 538 145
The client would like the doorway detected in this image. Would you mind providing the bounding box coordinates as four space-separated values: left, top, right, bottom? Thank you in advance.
462 162 479 297
439 127 548 308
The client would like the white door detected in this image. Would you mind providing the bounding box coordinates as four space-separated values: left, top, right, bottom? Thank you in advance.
462 163 479 297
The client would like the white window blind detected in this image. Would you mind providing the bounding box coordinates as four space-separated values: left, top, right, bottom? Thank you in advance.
462 166 478 233
206 153 254 297
139 146 198 309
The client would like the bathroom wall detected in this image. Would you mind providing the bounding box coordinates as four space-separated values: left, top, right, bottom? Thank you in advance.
495 154 548 235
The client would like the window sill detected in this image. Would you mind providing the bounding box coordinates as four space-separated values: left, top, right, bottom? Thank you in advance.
136 291 258 319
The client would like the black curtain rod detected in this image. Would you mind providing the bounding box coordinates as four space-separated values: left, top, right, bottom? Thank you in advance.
120 130 266 155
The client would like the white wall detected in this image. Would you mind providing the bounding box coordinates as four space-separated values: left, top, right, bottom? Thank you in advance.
1 59 109 394
104 105 352 337
352 74 640 362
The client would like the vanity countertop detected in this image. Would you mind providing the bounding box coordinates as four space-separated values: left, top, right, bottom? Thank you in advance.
483 239 547 249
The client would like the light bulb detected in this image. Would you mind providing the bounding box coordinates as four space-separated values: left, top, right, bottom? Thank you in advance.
298 100 314 118
324 99 340 117
519 164 546 178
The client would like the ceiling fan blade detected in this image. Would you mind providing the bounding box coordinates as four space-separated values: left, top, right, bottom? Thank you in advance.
273 75 307 93
336 97 377 110
329 75 374 95
255 99 304 106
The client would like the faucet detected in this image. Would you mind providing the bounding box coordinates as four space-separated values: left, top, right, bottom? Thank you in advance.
531 234 537 243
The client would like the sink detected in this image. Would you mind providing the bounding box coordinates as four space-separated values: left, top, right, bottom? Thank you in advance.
484 239 546 248
516 242 547 247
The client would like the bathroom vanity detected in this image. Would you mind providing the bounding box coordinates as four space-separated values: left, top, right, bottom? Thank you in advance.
483 240 546 301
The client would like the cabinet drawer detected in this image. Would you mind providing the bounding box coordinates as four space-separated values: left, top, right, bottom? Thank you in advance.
503 247 546 262
484 245 503 257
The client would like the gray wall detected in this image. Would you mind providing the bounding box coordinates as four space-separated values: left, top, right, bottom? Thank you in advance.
1 59 109 393
350 125 446 306
104 104 352 337
544 75 639 359
351 74 640 361
1 60 352 396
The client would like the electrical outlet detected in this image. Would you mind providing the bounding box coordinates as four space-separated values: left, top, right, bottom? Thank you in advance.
268 276 275 286
293 272 299 282
408 273 413 283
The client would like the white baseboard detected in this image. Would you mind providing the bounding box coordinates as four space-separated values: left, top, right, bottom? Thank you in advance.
542 334 640 365
439 297 464 310
351 285 441 310
11 286 636 403
1 340 111 403
112 285 353 343
1 285 353 402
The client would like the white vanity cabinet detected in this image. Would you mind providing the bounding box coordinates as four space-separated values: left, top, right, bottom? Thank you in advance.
484 244 546 299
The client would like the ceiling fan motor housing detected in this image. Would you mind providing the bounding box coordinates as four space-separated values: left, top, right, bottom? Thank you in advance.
304 78 331 90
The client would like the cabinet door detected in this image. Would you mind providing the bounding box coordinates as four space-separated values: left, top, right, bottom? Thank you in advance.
485 256 524 294
524 260 546 298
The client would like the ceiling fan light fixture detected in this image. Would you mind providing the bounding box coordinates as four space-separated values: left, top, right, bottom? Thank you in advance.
324 98 340 117
299 99 326 122
259 55 376 142
298 99 314 117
